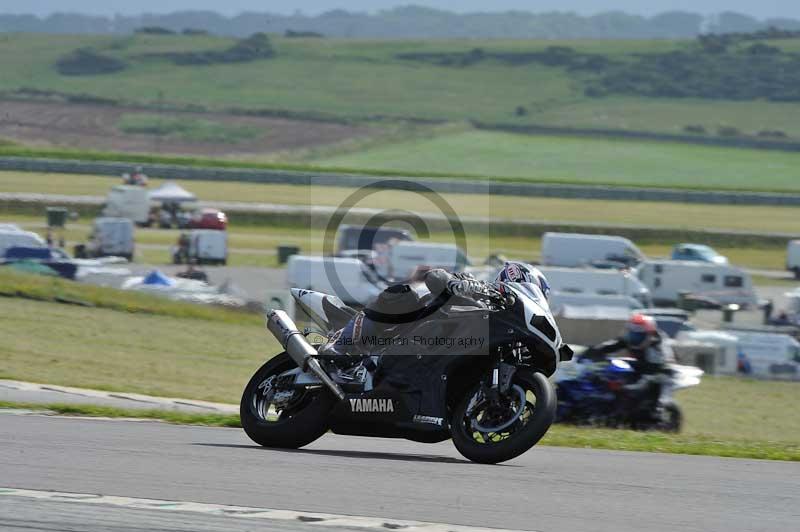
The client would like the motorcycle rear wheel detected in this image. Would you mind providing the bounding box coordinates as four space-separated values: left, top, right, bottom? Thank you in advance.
451 369 556 464
240 352 335 449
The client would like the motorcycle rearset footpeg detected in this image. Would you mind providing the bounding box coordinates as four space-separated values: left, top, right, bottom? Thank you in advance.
266 310 346 401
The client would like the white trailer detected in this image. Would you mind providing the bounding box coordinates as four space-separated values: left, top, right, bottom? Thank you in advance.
287 255 386 306
0 229 46 257
787 240 800 279
636 260 757 307
726 330 800 380
538 266 652 308
674 330 740 375
541 232 645 268
103 185 150 226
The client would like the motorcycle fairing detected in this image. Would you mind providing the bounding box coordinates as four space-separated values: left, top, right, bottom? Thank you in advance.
505 282 563 372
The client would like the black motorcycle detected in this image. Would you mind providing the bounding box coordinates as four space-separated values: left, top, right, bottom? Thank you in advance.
241 283 573 464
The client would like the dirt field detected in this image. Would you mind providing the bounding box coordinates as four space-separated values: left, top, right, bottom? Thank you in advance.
0 100 375 157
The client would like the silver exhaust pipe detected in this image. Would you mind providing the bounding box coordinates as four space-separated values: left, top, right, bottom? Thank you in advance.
266 310 346 401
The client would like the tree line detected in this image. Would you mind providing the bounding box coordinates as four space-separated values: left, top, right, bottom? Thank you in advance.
3 7 800 39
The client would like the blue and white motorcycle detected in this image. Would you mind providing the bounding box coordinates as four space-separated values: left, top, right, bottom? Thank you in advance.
554 356 702 432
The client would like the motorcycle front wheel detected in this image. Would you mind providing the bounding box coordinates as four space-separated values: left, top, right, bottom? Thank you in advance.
451 369 556 464
240 352 335 449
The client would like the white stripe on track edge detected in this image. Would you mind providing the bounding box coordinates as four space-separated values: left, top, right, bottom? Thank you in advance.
0 487 533 532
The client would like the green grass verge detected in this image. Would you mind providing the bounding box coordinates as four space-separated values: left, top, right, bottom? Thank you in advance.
0 402 240 427
542 426 799 461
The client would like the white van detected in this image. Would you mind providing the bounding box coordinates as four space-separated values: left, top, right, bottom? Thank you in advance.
103 185 150 225
287 255 386 306
0 229 46 257
80 217 135 260
385 241 469 281
636 260 757 307
539 266 652 308
787 240 800 279
187 230 227 265
541 232 645 268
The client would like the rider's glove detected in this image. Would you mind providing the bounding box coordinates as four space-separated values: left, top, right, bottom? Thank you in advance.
447 279 504 303
447 278 486 298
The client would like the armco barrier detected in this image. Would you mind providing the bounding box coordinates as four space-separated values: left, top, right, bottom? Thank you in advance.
2 156 800 206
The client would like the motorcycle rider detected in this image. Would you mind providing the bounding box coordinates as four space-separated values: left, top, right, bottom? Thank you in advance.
319 261 550 359
580 313 671 410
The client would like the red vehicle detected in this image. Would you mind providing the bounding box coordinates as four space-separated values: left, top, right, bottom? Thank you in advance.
189 208 228 230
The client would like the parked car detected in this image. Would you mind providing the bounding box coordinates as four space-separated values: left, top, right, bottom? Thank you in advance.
1 246 77 279
189 208 227 231
671 244 728 264
541 232 645 268
0 228 46 256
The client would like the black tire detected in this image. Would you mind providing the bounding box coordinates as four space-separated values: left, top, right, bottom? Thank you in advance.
451 370 556 464
794 268 800 280
240 353 335 449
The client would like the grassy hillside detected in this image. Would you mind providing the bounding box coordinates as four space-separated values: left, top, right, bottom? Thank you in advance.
4 33 800 139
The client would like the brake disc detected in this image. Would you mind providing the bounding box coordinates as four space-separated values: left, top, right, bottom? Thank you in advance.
471 384 527 433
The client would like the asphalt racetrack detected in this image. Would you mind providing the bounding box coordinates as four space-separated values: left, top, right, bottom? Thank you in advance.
1 413 798 532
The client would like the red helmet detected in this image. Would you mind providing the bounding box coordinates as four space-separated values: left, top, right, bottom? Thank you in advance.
624 314 657 350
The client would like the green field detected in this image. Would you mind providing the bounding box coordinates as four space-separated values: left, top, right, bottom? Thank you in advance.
313 130 800 191
2 33 800 136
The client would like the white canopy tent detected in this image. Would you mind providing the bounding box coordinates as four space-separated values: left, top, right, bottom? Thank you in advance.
148 182 197 204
